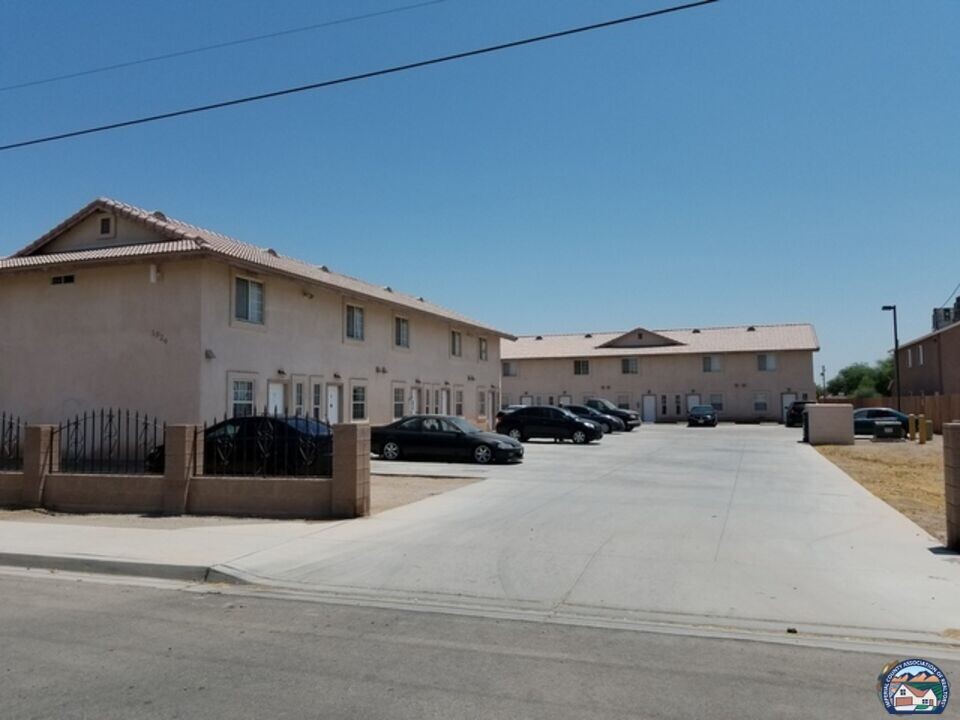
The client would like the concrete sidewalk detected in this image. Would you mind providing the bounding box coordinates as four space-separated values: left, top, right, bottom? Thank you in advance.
2 425 959 648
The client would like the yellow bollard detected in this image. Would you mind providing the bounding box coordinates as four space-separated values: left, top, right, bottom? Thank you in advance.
918 414 927 445
908 414 917 441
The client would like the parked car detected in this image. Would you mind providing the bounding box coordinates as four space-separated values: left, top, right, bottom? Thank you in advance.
372 415 523 464
853 407 909 435
147 415 333 475
495 405 526 423
561 404 625 433
584 398 641 431
495 405 603 444
785 400 814 427
687 405 718 427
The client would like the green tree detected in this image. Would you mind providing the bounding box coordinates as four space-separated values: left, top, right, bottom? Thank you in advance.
826 357 893 398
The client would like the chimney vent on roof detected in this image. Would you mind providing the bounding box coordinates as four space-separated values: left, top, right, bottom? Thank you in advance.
383 286 393 292
151 210 166 221
584 333 592 338
417 296 425 301
535 335 543 340
746 326 756 331
318 265 329 272
265 248 278 257
692 328 701 334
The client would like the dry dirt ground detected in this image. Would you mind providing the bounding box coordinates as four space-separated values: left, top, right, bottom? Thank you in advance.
0 474 479 528
816 437 946 543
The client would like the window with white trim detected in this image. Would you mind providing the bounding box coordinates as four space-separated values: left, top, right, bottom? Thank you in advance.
346 305 364 340
394 317 410 348
502 361 518 377
352 385 367 420
234 277 264 324
478 391 487 416
757 353 777 371
455 389 464 416
232 380 255 417
478 337 488 361
702 355 720 372
451 331 462 357
294 381 305 416
753 392 769 412
621 357 638 374
574 359 590 375
312 383 323 420
393 387 405 419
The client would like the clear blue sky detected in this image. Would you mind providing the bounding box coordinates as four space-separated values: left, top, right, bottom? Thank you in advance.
1 0 958 381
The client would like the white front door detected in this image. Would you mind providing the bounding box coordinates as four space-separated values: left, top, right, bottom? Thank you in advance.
267 382 285 415
440 389 450 415
327 385 341 424
686 394 701 412
411 387 420 414
781 393 797 423
642 395 657 423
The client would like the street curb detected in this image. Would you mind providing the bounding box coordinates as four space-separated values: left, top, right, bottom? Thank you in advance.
0 552 249 584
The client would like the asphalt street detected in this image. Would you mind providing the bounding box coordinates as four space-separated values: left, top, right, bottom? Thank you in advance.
3 571 957 720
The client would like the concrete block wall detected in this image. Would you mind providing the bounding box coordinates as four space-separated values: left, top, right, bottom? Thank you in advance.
806 404 854 445
332 423 371 518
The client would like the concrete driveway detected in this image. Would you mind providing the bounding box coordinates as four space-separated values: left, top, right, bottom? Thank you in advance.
220 425 960 642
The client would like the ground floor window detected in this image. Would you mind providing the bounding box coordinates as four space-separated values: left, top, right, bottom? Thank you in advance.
559 394 571 406
502 394 512 407
710 394 724 411
674 395 681 415
661 395 667 416
753 392 769 412
312 383 323 420
455 389 464 416
232 380 254 417
616 394 630 409
294 381 305 416
478 391 487 416
393 387 405 419
352 385 367 420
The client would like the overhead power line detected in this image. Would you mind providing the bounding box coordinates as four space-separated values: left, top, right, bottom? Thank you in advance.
0 0 451 93
940 279 960 308
0 0 718 153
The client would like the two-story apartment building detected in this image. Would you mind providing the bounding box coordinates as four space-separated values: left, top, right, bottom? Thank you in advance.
500 324 819 423
894 317 960 397
0 198 512 426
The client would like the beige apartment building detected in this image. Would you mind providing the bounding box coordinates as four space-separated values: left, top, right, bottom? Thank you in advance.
500 324 819 423
0 198 511 427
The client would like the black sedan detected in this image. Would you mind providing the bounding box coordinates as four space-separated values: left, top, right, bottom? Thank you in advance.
584 398 641 431
562 404 625 433
687 405 718 427
495 406 603 444
853 407 909 435
372 415 523 464
147 415 333 475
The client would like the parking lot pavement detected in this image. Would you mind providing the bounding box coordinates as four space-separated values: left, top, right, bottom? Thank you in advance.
220 424 960 642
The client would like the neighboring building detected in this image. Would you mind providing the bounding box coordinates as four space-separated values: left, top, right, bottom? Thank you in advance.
895 317 960 397
0 198 512 426
500 324 819 423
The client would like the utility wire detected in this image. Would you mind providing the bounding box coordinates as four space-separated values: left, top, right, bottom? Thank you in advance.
0 0 718 153
939 279 960 308
0 0 451 93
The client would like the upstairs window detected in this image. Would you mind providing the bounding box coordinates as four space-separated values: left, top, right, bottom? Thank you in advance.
451 331 462 357
478 337 488 361
99 216 113 236
574 359 590 375
502 361 518 377
346 304 364 340
621 357 638 374
235 277 264 324
702 355 720 372
918 344 924 366
757 353 777 371
394 317 410 348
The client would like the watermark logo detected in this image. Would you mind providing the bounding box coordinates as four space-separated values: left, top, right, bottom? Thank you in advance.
878 659 950 714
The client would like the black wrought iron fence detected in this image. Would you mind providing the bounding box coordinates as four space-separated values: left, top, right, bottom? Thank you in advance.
193 411 333 477
0 413 24 471
54 409 165 475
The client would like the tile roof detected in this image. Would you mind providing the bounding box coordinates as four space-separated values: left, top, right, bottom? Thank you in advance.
1 198 514 339
501 323 819 359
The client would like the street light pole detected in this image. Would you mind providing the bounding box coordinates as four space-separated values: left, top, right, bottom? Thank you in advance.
882 305 901 411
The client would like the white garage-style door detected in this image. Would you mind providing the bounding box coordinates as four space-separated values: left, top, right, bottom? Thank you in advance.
642 395 657 423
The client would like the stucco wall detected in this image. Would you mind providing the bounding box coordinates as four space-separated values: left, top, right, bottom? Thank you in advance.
501 350 816 422
0 260 203 423
197 259 502 427
897 324 960 397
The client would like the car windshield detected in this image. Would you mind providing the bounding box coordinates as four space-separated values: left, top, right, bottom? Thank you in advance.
445 416 481 434
282 417 332 436
692 406 714 413
593 399 617 410
559 408 582 420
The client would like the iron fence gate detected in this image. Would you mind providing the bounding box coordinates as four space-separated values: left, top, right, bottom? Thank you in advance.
53 409 165 474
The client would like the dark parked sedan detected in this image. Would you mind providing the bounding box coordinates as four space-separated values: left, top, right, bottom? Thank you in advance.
584 398 641 431
785 400 814 427
372 415 523 464
561 404 625 433
495 405 603 444
687 405 718 427
853 407 909 435
147 415 333 475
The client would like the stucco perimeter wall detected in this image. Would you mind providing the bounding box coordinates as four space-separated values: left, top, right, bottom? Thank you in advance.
43 474 166 514
502 350 816 422
187 476 332 519
0 259 203 423
198 259 502 427
0 472 23 506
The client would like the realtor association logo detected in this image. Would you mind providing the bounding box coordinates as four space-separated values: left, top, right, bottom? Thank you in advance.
878 659 950 714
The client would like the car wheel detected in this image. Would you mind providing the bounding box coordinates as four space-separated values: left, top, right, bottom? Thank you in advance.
507 428 523 441
601 423 610 433
381 441 401 460
473 445 493 464
572 430 587 444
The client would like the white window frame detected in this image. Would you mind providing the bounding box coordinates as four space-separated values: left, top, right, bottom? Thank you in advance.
753 392 769 412
231 378 255 417
455 388 464 416
234 276 265 325
394 316 410 348
478 337 488 361
621 357 639 374
477 390 487 417
392 386 406 420
757 353 777 372
502 361 518 377
574 359 590 375
345 304 365 341
451 330 463 357
351 384 367 421
311 379 324 420
98 215 115 238
293 377 306 416
702 355 720 373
